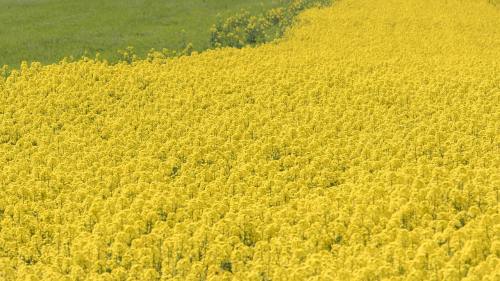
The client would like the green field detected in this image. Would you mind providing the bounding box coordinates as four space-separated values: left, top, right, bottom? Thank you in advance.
0 0 282 68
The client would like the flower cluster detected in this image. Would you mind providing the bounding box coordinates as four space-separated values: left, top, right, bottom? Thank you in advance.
209 0 331 48
1 0 499 280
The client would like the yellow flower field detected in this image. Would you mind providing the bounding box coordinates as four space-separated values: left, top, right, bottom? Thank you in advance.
0 0 499 280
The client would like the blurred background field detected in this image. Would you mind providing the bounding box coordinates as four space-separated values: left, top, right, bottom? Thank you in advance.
0 0 282 68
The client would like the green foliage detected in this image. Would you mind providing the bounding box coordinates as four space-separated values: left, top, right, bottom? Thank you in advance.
0 0 282 68
117 46 138 64
0 65 9 80
210 0 332 48
220 260 233 272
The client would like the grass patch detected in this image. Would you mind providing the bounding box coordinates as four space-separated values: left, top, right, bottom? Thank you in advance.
0 0 282 68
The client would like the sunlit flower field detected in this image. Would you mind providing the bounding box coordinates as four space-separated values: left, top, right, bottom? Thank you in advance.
0 0 499 280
